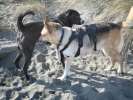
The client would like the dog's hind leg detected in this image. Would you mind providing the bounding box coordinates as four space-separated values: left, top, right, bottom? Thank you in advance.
101 49 113 71
14 51 23 69
112 53 124 74
106 50 123 74
111 58 123 75
23 58 31 80
117 56 126 75
23 52 32 80
60 52 65 67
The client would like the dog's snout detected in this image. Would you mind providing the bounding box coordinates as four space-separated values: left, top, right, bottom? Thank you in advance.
41 31 44 36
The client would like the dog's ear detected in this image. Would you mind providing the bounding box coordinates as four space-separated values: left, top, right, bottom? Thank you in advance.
65 13 69 17
65 10 71 17
65 9 75 17
43 16 52 34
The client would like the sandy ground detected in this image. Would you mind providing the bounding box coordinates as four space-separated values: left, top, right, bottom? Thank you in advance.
1 31 133 100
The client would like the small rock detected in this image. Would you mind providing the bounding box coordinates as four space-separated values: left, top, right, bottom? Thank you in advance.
35 53 46 63
20 82 45 99
61 92 76 100
48 90 56 94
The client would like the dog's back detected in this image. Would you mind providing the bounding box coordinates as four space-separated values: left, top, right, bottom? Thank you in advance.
98 22 121 32
17 11 43 50
74 22 122 45
83 23 122 51
57 22 123 57
61 23 123 73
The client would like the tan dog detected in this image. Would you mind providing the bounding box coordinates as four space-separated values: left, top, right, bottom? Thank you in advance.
41 8 132 80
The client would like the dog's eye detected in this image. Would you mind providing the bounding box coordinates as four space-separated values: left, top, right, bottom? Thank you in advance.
55 26 58 29
55 24 61 29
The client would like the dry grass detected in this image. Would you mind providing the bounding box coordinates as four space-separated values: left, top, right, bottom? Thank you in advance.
15 2 46 18
107 0 133 16
93 0 133 22
12 2 47 31
1 0 133 31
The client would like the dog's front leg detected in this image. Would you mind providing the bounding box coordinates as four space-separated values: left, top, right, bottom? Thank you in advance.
58 57 72 80
56 49 61 60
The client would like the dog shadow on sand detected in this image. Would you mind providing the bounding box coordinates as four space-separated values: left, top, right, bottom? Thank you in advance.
36 63 133 100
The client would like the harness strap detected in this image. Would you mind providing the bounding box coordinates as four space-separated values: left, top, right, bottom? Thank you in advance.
57 20 64 26
75 31 84 57
58 27 97 58
53 18 64 26
57 28 65 49
88 32 97 51
60 31 75 53
86 25 97 51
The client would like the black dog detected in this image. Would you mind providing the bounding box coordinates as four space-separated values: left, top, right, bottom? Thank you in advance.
14 9 84 80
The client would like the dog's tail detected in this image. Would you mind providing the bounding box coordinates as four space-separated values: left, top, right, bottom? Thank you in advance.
17 10 35 31
122 6 133 28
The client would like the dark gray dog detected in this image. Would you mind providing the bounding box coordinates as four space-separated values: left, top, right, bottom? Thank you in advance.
14 9 84 80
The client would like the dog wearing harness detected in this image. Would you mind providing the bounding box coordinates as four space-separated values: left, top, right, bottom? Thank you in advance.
41 16 128 80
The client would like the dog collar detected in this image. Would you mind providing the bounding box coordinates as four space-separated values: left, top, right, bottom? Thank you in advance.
53 18 64 26
57 20 64 26
57 28 65 49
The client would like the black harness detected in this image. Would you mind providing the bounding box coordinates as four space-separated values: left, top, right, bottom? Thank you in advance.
53 18 64 26
56 27 97 67
75 27 97 57
75 30 84 57
60 31 76 54
57 28 65 49
57 27 97 56
85 25 97 51
57 28 65 67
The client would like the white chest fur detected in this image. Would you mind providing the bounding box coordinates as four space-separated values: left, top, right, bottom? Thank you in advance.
62 40 79 57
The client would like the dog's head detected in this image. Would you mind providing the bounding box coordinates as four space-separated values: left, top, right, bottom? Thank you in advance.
58 9 84 27
41 16 62 45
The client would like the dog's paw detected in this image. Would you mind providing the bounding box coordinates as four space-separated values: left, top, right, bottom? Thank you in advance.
104 66 112 71
117 68 125 76
103 67 114 75
117 70 125 76
57 76 66 81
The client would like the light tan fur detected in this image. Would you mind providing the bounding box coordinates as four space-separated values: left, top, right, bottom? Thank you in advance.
41 16 124 73
41 16 62 45
101 29 122 72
